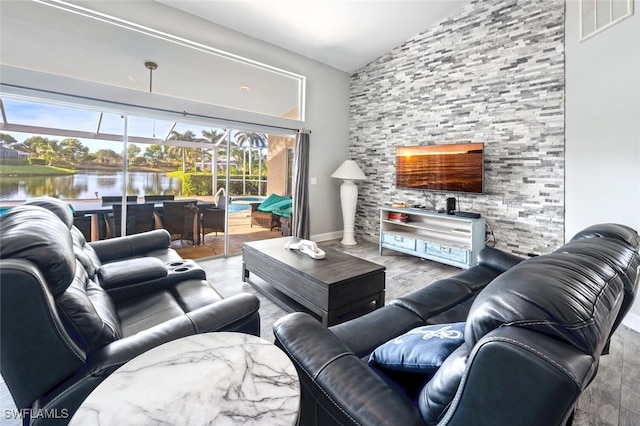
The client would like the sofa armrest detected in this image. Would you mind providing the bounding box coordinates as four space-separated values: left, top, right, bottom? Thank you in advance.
274 312 424 426
89 292 260 375
477 246 526 272
97 257 168 290
89 229 171 263
439 327 593 426
188 292 260 335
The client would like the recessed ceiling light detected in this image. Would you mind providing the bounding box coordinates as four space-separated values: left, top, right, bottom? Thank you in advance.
240 85 250 91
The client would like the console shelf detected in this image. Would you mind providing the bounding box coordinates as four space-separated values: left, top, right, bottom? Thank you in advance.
379 207 486 269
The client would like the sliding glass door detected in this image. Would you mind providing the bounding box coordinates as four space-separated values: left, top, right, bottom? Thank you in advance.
0 95 295 259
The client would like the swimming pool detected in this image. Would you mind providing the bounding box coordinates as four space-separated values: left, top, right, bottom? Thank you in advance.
228 196 266 213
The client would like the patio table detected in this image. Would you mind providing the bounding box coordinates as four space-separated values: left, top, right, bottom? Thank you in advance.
71 199 215 242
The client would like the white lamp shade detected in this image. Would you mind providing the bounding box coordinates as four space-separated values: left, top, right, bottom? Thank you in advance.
331 160 366 180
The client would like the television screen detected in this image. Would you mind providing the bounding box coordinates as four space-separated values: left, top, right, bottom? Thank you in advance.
395 143 484 193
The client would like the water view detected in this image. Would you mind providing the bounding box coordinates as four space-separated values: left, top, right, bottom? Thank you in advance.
0 171 182 201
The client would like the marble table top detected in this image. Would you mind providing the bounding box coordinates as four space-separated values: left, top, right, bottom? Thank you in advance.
70 333 300 425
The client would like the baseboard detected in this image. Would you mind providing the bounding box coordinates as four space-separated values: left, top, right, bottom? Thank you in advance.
622 311 640 333
311 231 343 242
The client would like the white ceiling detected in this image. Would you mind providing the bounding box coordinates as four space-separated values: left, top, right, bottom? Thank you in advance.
0 0 472 123
0 0 304 118
156 0 473 73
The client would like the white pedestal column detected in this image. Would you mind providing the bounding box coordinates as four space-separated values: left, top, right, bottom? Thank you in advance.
339 179 358 245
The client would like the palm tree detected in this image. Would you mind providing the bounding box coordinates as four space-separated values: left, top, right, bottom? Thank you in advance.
202 129 227 194
202 129 226 171
235 131 267 174
234 131 267 195
168 130 197 172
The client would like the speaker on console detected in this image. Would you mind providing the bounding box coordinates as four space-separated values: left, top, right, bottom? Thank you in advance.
446 197 456 215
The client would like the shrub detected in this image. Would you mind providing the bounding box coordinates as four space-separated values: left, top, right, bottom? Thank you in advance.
181 173 264 196
0 158 29 166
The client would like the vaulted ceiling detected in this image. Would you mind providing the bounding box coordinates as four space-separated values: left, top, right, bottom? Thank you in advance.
157 0 473 73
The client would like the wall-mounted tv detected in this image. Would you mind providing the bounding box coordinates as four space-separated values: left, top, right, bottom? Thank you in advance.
395 143 484 194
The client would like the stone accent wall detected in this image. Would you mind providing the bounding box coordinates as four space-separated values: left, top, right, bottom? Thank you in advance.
349 0 565 256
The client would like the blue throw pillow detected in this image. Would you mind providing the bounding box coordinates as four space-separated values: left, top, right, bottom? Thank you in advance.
368 322 465 374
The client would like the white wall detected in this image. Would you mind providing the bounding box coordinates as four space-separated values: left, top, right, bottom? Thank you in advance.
565 0 640 330
0 1 351 237
88 1 352 237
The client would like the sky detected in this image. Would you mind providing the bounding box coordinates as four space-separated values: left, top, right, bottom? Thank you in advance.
2 98 227 153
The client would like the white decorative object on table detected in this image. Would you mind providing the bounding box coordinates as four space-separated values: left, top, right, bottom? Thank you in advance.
284 238 326 259
331 159 367 245
70 333 300 426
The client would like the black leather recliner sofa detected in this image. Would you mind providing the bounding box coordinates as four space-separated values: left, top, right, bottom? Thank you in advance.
274 224 640 426
0 197 261 425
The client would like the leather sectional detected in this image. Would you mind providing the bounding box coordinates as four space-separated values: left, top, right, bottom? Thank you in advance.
0 197 261 425
274 223 640 426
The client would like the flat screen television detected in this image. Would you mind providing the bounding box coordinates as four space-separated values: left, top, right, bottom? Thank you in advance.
395 142 484 193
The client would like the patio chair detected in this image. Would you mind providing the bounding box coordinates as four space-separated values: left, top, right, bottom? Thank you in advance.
201 206 225 241
145 195 175 218
72 214 92 241
106 203 156 238
157 200 198 244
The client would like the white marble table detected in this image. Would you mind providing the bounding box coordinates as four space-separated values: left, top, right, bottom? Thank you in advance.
70 333 300 425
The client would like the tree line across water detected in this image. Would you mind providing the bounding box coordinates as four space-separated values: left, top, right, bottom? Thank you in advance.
0 129 269 175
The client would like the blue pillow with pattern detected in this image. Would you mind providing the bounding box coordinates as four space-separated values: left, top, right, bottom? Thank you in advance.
368 322 465 373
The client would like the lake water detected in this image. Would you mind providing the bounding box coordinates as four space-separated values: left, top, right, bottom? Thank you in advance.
0 171 182 201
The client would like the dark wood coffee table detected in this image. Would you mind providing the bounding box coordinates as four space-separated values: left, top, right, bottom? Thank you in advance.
243 237 385 326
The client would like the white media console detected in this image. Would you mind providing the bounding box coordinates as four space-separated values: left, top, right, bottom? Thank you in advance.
379 207 486 269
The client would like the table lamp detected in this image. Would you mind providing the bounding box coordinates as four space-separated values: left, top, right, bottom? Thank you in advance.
331 160 367 245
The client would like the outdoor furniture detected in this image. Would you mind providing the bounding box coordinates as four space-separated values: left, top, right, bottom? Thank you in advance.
201 206 225 240
250 194 292 232
102 195 137 203
144 195 175 202
73 214 92 241
157 200 198 244
145 195 175 217
250 203 280 230
105 203 156 238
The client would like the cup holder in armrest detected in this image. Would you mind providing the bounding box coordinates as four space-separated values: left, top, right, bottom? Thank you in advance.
165 259 205 280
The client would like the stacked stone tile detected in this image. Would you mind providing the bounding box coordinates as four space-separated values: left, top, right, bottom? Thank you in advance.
349 0 565 257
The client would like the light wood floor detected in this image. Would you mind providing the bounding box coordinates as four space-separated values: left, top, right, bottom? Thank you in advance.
1 239 638 425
